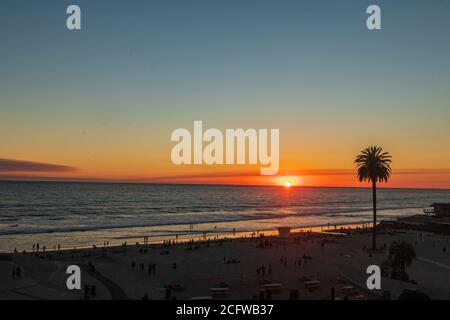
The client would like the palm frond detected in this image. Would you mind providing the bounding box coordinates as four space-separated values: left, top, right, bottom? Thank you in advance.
354 146 392 183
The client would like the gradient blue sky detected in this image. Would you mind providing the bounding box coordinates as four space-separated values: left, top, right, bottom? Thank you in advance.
1 0 450 187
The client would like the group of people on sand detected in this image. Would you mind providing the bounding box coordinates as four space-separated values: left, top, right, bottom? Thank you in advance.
32 243 44 253
14 241 116 255
256 239 273 249
256 264 272 276
279 254 312 267
30 243 62 253
139 233 234 251
11 265 22 278
131 261 157 275
223 256 240 264
294 255 309 266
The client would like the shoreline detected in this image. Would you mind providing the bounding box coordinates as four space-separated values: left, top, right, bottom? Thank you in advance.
2 221 376 254
2 207 422 254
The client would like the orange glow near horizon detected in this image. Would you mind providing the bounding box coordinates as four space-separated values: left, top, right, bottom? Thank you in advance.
2 158 450 189
274 176 301 187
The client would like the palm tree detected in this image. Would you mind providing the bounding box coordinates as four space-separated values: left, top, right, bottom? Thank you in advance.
389 241 416 280
355 146 392 250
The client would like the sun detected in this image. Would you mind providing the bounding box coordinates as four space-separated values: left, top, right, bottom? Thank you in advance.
275 176 300 187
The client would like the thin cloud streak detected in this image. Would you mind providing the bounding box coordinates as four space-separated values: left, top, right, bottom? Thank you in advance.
0 159 77 173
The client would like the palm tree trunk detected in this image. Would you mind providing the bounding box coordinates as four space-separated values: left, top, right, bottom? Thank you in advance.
372 180 377 250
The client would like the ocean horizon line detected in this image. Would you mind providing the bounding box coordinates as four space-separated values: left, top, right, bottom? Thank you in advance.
1 179 450 191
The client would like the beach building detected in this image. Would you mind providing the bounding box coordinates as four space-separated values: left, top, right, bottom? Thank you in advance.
276 226 291 237
424 203 450 217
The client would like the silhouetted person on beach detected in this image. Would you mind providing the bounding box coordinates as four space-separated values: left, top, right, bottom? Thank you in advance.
84 285 90 299
90 285 96 297
16 266 21 278
258 290 265 300
165 288 171 300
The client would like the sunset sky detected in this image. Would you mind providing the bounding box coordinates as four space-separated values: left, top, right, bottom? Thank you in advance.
1 0 450 188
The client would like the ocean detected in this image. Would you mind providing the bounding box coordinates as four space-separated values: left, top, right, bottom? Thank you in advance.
0 181 449 252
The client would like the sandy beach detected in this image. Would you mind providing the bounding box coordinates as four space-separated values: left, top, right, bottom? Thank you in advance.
2 227 450 300
2 0 450 306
